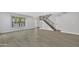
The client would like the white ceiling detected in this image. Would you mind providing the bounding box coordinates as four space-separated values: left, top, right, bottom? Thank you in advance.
14 12 54 17
13 12 65 17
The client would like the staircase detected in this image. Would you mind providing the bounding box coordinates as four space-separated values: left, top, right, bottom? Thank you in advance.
39 14 60 31
43 19 57 31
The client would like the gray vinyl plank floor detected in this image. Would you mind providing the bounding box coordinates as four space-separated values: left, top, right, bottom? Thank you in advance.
0 29 79 47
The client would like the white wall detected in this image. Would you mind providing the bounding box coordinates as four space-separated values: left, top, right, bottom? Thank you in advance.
39 12 79 35
56 12 79 35
0 12 79 35
0 12 36 33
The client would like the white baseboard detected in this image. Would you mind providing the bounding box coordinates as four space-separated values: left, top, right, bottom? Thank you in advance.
0 27 37 34
61 31 79 35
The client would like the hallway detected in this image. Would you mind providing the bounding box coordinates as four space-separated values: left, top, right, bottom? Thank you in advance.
0 29 79 47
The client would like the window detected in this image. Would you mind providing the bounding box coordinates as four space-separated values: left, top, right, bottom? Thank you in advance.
11 16 25 27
